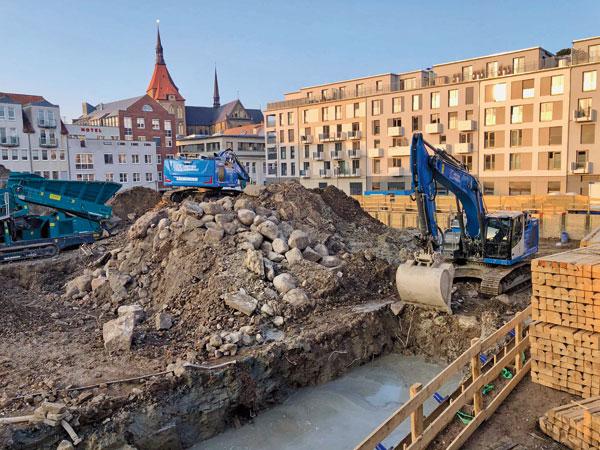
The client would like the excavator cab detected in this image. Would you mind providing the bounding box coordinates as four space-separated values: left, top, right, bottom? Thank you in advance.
483 212 538 264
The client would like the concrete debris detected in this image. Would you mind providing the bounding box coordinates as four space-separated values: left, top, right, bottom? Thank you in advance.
57 440 75 450
155 312 173 330
244 249 265 278
103 314 135 353
283 288 311 308
302 246 322 262
273 273 296 294
117 304 144 324
223 292 258 316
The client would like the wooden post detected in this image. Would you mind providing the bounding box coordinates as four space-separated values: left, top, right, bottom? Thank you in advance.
470 337 483 416
515 315 523 373
410 383 423 442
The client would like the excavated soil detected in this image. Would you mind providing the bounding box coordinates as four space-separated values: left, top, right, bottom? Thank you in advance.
109 187 162 221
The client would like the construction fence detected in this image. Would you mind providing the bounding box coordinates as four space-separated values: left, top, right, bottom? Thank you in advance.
353 194 600 241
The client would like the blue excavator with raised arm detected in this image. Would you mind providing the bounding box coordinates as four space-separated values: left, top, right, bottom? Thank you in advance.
396 133 539 313
0 172 121 262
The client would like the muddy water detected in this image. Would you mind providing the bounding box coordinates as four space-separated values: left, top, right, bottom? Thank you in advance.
197 354 458 450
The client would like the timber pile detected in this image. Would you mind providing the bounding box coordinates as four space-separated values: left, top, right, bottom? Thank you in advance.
539 396 600 449
531 247 600 398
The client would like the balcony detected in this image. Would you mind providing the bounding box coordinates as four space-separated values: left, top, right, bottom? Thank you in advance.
334 168 361 177
389 146 410 157
347 130 362 140
368 148 384 158
438 144 452 152
425 123 443 134
299 170 311 178
455 143 473 154
300 135 313 143
572 161 592 174
313 152 324 161
387 167 407 177
319 169 332 178
387 126 405 137
347 149 361 158
38 119 57 128
39 138 58 147
0 137 19 147
330 150 343 160
458 120 477 131
332 132 346 141
573 108 596 122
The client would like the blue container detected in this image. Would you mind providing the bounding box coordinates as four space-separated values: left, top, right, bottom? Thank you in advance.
560 231 569 244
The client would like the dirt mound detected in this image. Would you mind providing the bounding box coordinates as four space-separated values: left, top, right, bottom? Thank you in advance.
109 187 161 220
318 185 383 232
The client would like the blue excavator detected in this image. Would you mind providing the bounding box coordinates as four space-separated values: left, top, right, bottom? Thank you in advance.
0 172 120 262
163 149 251 201
396 133 539 313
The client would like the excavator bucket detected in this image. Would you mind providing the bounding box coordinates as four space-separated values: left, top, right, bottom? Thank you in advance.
396 259 455 314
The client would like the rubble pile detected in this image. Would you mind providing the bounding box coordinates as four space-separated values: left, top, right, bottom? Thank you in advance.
108 186 162 221
65 182 418 361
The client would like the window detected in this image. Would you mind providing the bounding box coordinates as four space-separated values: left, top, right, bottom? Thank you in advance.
448 112 458 130
462 65 473 81
484 131 496 148
403 78 417 90
372 99 382 115
105 173 114 182
287 111 294 125
118 154 127 164
509 153 522 170
104 154 114 164
266 115 276 127
157 154 162 164
548 151 561 170
547 181 561 193
430 92 440 109
376 80 383 91
280 146 286 159
549 127 562 145
119 173 128 183
540 102 553 121
551 75 564 95
356 83 364 95
288 129 294 141
583 71 597 92
484 154 496 170
459 133 473 144
492 83 506 102
334 106 342 120
131 154 140 164
461 155 473 171
578 98 592 117
76 174 95 181
124 117 132 139
487 61 499 77
281 162 287 176
513 57 525 74
430 113 440 124
142 104 153 112
510 129 523 147
448 89 459 107
75 153 94 170
511 105 523 124
349 183 362 195
136 118 145 128
581 124 595 144
411 115 421 131
133 173 141 182
509 182 531 195
304 145 309 158
412 94 421 111
41 149 48 160
151 119 160 130
21 150 27 160
590 44 600 62
372 159 381 174
392 97 402 113
485 108 497 126
576 150 588 169
158 172 163 181
522 79 535 98
353 103 360 117
372 120 380 135
290 146 295 159
153 136 161 147
144 154 152 164
321 107 329 121
11 149 18 161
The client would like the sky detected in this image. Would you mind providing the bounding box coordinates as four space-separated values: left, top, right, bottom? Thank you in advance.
1 0 599 122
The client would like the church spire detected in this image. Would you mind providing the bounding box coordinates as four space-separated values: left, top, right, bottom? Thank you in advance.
213 67 220 108
155 20 165 65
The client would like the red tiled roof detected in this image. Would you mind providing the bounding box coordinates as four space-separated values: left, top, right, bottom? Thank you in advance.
146 64 184 101
0 92 46 105
222 123 264 136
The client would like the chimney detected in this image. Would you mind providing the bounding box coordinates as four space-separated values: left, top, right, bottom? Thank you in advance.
82 102 96 115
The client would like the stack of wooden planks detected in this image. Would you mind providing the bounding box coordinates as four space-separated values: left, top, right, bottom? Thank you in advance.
531 246 600 397
539 396 600 449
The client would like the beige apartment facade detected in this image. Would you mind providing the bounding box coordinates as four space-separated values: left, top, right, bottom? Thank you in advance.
265 36 600 196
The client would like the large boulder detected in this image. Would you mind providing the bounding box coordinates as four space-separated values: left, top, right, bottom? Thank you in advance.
283 288 311 308
103 314 135 353
237 209 256 226
65 274 92 297
204 227 224 243
224 292 258 316
181 200 204 218
302 246 322 262
243 185 265 197
128 210 167 240
288 230 310 250
314 243 329 257
200 202 225 215
257 220 279 241
272 238 289 255
117 304 144 324
273 273 296 294
244 249 265 278
285 248 303 265
243 231 264 249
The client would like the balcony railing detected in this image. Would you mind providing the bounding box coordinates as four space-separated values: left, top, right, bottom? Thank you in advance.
347 149 361 158
347 130 362 140
318 133 330 141
39 138 58 147
319 169 332 178
300 135 313 143
389 146 411 157
571 161 592 174
330 150 343 160
300 170 311 178
458 120 477 131
0 136 19 147
313 152 324 161
425 122 443 134
334 168 361 177
367 148 384 158
38 119 57 128
573 108 596 122
387 126 404 137
455 143 473 154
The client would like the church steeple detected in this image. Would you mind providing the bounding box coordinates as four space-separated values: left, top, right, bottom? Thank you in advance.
155 20 165 65
213 67 220 108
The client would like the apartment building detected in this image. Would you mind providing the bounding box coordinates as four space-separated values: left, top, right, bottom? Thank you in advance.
265 36 600 195
0 92 69 179
66 124 158 190
177 124 266 185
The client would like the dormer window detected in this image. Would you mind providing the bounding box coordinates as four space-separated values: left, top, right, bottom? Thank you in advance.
142 104 153 112
168 95 175 101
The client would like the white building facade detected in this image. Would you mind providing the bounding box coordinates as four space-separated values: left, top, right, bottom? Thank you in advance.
66 124 159 190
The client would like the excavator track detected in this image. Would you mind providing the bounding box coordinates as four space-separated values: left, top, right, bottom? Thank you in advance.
479 261 532 297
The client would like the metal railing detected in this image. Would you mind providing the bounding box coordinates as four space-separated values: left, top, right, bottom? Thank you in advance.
38 119 57 128
0 136 19 147
39 138 58 147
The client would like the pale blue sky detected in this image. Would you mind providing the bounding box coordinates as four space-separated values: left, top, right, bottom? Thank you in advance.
1 0 599 121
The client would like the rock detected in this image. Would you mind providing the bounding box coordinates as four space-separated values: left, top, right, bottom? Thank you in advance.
456 315 479 330
220 343 238 356
244 249 265 278
243 185 265 197
209 335 223 347
200 202 224 215
155 312 173 330
273 273 296 294
221 222 238 235
390 301 405 316
234 198 254 211
285 248 303 265
257 220 279 241
288 230 310 250
253 215 266 227
241 333 254 346
266 251 285 263
243 231 264 249
117 304 144 324
227 331 242 344
183 216 203 231
128 209 167 239
237 209 256 226
200 214 215 225
238 241 255 251
91 276 107 291
272 238 289 254
264 259 276 281
57 440 75 450
279 221 294 240
181 200 204 218
260 241 273 253
65 274 92 297
219 197 234 211
223 292 258 316
493 294 516 306
103 314 135 353
273 316 284 327
283 288 310 308
302 246 322 262
261 303 274 316
204 227 224 243
320 255 342 268
215 213 236 225
157 217 170 230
